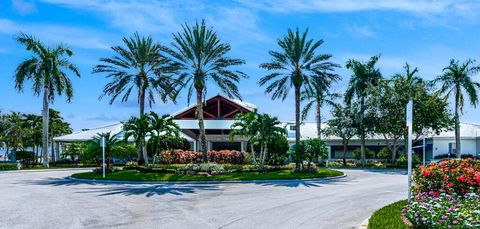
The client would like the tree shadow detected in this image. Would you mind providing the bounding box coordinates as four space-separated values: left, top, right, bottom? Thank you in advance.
361 169 408 175
252 177 349 188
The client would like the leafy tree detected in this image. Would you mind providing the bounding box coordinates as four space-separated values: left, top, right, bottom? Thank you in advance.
301 75 340 140
123 115 151 165
164 20 247 161
14 33 80 167
324 102 359 166
230 110 261 165
292 139 328 166
93 32 179 116
259 28 337 170
22 113 42 164
265 135 290 165
2 112 25 159
345 55 382 166
433 59 480 158
62 142 86 161
255 114 287 166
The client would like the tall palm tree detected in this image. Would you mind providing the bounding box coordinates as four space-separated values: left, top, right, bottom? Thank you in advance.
93 32 179 116
345 55 382 166
164 19 247 162
434 59 480 158
258 28 337 170
301 75 341 140
123 115 151 165
14 33 80 167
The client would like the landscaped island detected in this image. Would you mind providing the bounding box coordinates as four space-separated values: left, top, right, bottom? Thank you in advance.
72 167 343 182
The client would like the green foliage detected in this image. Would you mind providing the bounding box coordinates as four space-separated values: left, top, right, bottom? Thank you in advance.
14 151 35 166
292 139 328 163
0 163 17 170
395 154 421 166
146 136 190 157
352 148 375 160
266 135 290 165
377 147 391 160
111 143 137 160
176 163 226 174
368 200 408 229
62 142 86 161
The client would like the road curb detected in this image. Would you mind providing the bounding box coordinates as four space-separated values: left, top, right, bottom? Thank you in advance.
67 173 347 185
0 168 93 174
358 216 369 229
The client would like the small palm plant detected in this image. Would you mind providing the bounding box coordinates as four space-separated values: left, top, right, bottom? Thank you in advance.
92 132 120 170
259 28 337 170
147 111 180 156
123 115 151 165
164 19 247 162
434 59 480 158
14 33 80 167
230 110 261 165
93 32 179 116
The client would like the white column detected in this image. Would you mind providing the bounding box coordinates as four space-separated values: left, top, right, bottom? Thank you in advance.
241 141 245 152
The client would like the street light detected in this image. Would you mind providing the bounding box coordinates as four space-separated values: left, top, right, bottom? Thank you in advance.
406 100 413 203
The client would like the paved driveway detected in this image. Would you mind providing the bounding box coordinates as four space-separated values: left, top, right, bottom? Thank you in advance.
0 169 406 229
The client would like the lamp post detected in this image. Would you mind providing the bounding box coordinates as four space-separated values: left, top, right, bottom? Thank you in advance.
101 136 106 179
406 100 413 203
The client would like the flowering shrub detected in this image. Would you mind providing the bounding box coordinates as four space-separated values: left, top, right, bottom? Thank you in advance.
157 149 245 164
413 159 480 195
405 191 480 228
208 150 244 164
176 163 225 175
157 149 203 164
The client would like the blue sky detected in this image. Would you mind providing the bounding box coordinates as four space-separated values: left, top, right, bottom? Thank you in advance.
1 0 480 131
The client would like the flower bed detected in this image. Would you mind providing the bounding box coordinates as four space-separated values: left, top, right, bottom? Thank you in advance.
156 149 245 164
405 159 480 228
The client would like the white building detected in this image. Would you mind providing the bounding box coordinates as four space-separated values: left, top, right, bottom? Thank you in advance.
54 95 480 161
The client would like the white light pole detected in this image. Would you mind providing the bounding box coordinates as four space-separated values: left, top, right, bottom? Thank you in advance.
406 100 413 203
101 136 106 179
422 137 426 166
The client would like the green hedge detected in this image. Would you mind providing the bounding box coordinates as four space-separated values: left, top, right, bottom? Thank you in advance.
0 163 18 170
368 200 408 229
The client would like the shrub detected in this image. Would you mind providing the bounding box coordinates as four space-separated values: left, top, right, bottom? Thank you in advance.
352 148 375 160
14 151 35 166
292 139 328 164
176 163 225 175
377 147 391 160
124 161 138 169
157 149 203 164
395 154 421 166
434 153 454 159
0 163 17 170
413 159 480 195
208 150 244 164
111 143 137 161
266 135 290 165
406 192 480 228
147 136 190 157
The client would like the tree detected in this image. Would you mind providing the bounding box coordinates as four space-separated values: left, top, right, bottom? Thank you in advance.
324 103 358 166
259 28 337 170
123 115 151 165
345 55 382 166
254 114 286 166
230 110 261 165
14 33 80 167
92 132 120 169
22 113 42 164
3 112 25 160
301 75 340 140
147 111 180 156
93 32 179 117
48 109 72 162
433 59 480 158
164 19 247 162
0 111 10 160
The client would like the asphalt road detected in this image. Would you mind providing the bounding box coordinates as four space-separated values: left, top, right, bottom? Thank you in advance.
0 168 407 229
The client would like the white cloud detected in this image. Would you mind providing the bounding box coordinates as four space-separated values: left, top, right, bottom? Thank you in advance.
346 25 375 37
11 0 37 15
0 19 111 50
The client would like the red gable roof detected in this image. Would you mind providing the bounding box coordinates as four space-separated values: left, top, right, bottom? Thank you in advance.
173 95 253 120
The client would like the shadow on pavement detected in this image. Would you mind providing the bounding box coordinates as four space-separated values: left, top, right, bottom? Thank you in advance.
253 176 349 188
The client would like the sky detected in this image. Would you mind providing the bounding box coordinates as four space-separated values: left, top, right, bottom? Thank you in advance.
1 0 480 131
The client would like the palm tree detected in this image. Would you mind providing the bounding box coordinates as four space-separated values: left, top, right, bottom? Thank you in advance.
123 115 151 165
3 112 25 160
22 113 42 164
48 109 72 162
230 110 261 165
345 55 382 166
258 28 337 170
164 19 247 161
434 59 480 158
92 132 120 169
301 75 341 140
147 111 180 156
93 32 179 116
255 114 286 166
14 33 80 167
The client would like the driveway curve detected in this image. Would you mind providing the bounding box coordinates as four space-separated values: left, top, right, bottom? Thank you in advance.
0 169 406 229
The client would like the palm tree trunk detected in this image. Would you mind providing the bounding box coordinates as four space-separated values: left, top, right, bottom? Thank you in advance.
42 86 49 168
139 87 145 117
262 144 268 166
342 140 347 166
5 144 9 161
294 85 301 171
360 96 366 166
455 91 461 158
316 98 321 140
50 136 55 163
196 87 208 162
250 144 257 165
142 145 148 165
136 87 146 164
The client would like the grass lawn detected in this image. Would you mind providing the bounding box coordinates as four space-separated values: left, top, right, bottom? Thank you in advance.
368 200 409 229
71 168 344 182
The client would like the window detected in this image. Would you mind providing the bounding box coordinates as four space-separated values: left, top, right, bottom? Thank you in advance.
289 125 296 131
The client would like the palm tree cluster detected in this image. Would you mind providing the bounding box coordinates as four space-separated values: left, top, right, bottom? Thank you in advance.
230 110 286 166
0 109 71 164
11 18 480 168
